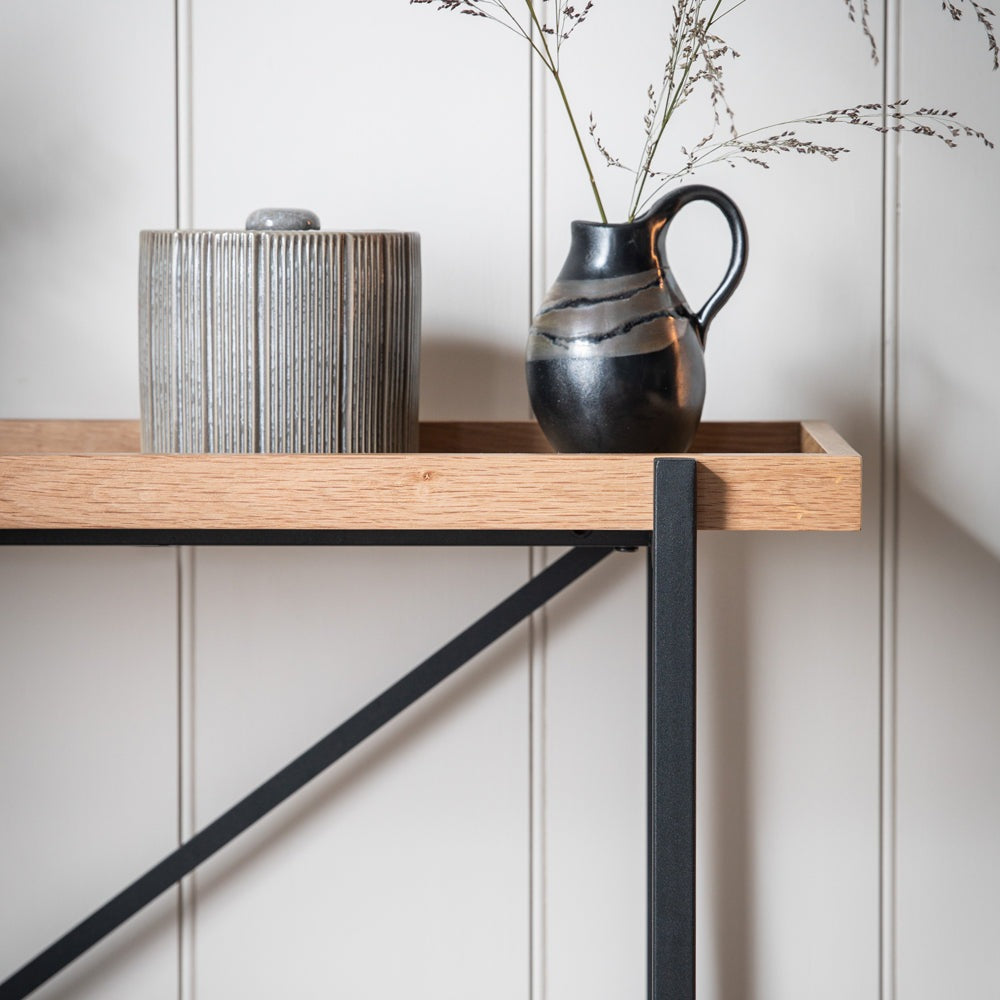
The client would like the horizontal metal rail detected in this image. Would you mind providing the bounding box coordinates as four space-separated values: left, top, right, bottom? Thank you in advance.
0 529 649 548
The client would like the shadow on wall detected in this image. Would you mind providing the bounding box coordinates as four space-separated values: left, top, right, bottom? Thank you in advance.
893 475 1000 994
898 470 1000 582
695 469 1000 999
698 533 757 1000
189 625 529 904
0 124 125 413
419 332 529 421
898 343 1000 563
895 470 1000 739
8 622 532 1000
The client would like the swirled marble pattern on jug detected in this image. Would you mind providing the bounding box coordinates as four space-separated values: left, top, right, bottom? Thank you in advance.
527 268 694 360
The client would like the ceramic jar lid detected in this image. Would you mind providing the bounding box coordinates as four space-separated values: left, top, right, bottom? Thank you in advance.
245 207 321 231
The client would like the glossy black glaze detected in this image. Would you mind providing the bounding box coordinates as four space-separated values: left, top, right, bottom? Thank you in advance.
526 184 748 453
527 346 705 454
558 218 654 280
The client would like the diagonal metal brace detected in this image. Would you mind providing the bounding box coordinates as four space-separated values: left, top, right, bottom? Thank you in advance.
0 544 615 1000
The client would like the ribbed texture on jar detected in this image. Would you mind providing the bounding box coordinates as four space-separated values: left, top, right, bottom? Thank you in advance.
138 230 420 453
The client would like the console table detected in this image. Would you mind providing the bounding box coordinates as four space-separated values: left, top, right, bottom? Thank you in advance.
0 419 861 1000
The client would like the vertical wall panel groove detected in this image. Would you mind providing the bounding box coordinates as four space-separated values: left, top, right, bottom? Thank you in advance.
879 0 901 995
175 0 193 231
177 547 198 1000
528 21 548 1000
175 2 196 998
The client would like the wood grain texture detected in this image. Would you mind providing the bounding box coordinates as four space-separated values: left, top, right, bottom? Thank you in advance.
420 420 811 455
1 419 853 458
0 420 860 532
0 420 142 455
800 421 859 457
420 421 554 454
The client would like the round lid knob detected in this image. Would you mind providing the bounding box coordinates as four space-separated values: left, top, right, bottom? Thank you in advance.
245 208 321 231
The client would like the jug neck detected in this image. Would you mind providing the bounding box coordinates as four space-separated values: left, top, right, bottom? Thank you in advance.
557 219 661 282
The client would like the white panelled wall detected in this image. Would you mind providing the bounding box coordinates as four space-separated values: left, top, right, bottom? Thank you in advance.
0 4 997 1000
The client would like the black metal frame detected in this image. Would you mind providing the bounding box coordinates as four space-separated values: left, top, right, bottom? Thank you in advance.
0 457 696 1000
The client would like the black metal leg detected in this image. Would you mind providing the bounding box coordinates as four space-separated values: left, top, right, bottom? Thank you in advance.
0 545 614 1000
648 458 697 1000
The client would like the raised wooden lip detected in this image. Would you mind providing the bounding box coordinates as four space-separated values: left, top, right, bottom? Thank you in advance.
0 419 861 532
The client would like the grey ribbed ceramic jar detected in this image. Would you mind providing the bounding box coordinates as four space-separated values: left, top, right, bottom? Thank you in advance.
138 210 420 453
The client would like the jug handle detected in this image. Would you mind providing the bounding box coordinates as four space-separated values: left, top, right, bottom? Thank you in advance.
638 184 748 345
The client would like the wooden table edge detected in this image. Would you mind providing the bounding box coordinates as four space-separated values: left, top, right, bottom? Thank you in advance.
0 420 861 533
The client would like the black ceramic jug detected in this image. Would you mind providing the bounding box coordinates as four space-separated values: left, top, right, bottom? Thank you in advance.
526 184 748 453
